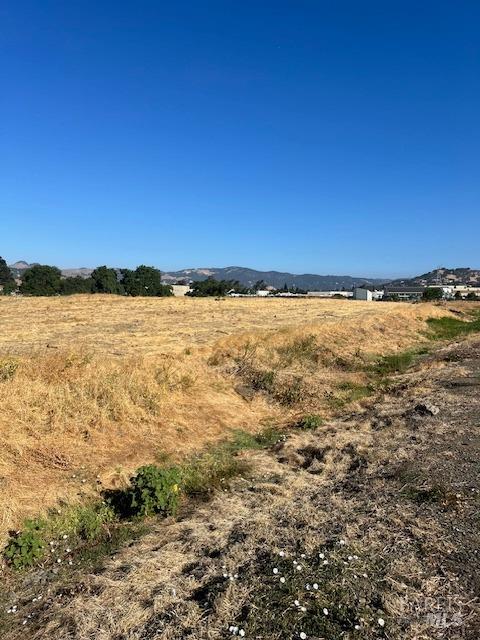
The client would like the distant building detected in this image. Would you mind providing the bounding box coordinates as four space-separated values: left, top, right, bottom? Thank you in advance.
171 284 191 296
353 287 384 301
383 286 425 301
307 291 353 298
256 290 271 297
436 285 480 299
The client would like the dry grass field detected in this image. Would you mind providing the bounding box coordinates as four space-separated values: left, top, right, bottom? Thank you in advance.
4 332 480 639
0 295 453 545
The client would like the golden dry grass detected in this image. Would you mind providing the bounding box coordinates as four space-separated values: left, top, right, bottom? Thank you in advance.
6 337 479 639
0 295 452 544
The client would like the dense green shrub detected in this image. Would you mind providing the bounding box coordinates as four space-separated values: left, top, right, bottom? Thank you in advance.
129 465 181 517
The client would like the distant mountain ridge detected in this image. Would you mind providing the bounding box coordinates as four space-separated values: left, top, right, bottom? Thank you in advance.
9 262 479 291
8 261 386 290
161 266 387 290
9 262 94 279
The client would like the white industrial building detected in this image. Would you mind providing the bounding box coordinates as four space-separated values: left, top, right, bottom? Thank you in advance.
353 287 384 301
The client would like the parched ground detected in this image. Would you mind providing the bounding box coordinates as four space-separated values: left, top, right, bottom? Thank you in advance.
0 296 452 544
4 336 479 639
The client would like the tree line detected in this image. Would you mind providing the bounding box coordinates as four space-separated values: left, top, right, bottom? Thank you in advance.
0 257 172 297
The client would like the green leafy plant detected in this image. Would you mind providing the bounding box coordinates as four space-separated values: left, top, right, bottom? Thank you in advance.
4 519 45 569
297 414 324 430
129 465 181 517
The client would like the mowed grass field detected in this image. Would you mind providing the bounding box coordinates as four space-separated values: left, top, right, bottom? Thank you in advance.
0 295 451 543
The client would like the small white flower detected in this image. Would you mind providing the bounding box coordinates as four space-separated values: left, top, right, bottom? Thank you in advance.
348 555 353 561
306 584 311 590
66 548 71 553
293 560 298 565
223 573 229 578
234 574 238 579
296 564 302 571
300 606 306 612
300 553 306 558
273 568 279 574
313 583 319 590
355 624 361 630
319 553 325 559
323 608 329 615
323 560 329 565
239 630 245 637
279 551 285 557
339 539 346 545
57 558 62 563
378 618 385 627
300 632 307 639
294 600 300 607
280 577 286 583
62 534 68 539
362 573 368 578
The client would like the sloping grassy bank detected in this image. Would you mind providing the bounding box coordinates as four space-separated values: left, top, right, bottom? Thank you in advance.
5 308 480 576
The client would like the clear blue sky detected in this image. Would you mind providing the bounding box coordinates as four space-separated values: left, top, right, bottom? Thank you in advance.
1 1 478 277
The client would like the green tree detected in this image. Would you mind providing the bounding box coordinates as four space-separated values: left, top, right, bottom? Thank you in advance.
122 265 172 297
60 276 94 295
422 287 443 301
0 256 16 294
466 291 478 300
253 279 266 292
20 265 62 296
91 266 121 294
187 277 246 297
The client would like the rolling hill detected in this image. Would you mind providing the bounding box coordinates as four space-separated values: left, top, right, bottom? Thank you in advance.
160 266 387 290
